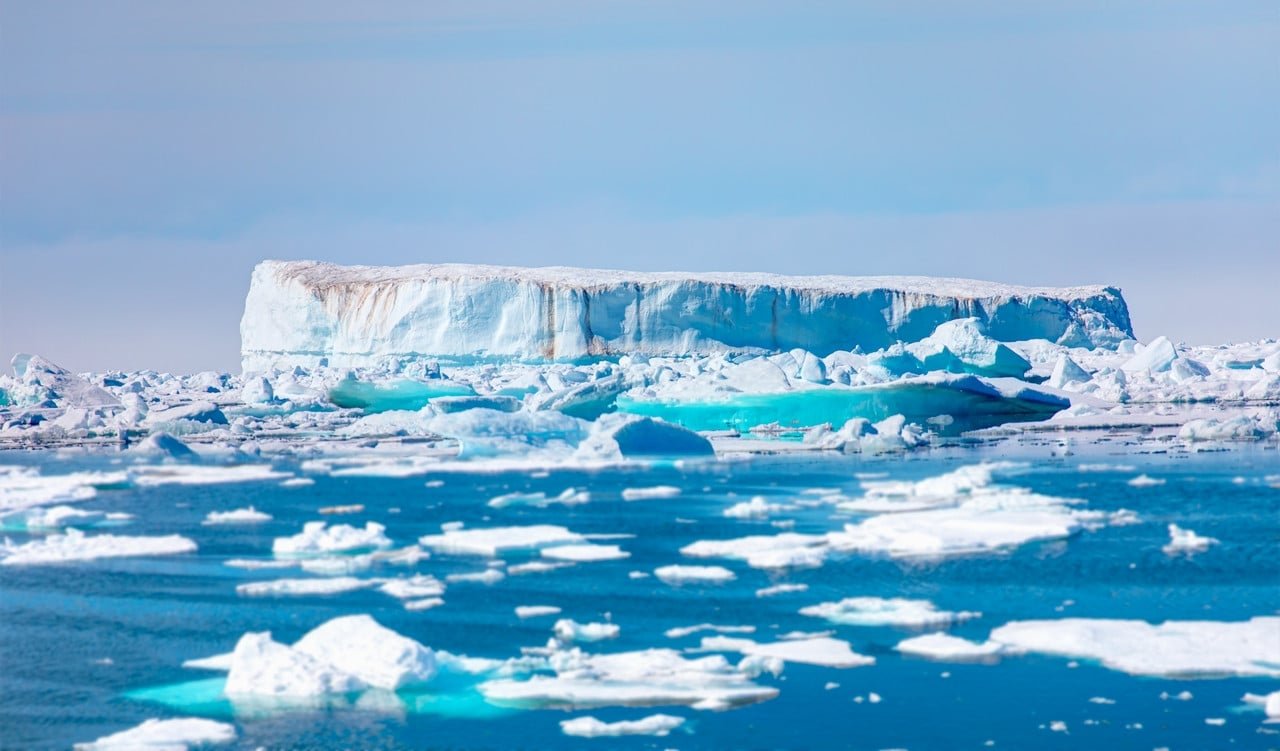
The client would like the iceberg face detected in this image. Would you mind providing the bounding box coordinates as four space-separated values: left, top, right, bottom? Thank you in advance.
241 261 1133 369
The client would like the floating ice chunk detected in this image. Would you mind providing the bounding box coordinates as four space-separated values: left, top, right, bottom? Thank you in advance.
654 564 736 584
240 375 275 404
0 467 126 514
379 574 445 600
542 544 630 562
1179 415 1274 442
845 462 1018 513
236 577 374 597
664 624 756 639
905 318 1031 377
894 633 1005 661
1 504 108 531
621 485 681 501
203 507 272 525
554 619 620 643
576 414 714 460
446 569 506 585
1 529 196 565
560 714 685 737
1121 336 1178 373
756 583 809 598
987 616 1280 677
1127 474 1165 487
145 400 228 426
404 597 445 611
723 496 793 519
273 522 392 556
700 635 874 668
1242 690 1280 719
508 560 575 575
133 431 197 459
293 614 436 689
280 477 315 488
131 464 291 486
1162 524 1218 555
73 718 236 750
419 525 585 556
516 605 562 619
1048 354 1091 388
800 597 980 628
488 488 591 509
681 533 827 570
422 408 589 459
479 646 778 710
224 631 365 697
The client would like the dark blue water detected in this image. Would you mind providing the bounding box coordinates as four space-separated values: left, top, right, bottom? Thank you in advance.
2 442 1278 750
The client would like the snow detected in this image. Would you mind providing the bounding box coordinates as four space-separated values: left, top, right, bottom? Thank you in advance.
553 619 621 643
73 718 236 750
1162 524 1218 555
799 597 980 628
419 525 586 556
203 507 272 525
654 564 736 584
541 544 630 562
1 529 196 565
273 522 392 556
560 714 685 737
479 646 778 711
241 260 1132 369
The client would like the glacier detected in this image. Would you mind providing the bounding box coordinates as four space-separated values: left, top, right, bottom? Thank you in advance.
240 260 1133 370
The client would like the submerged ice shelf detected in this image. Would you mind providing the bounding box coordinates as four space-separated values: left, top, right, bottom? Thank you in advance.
240 260 1133 368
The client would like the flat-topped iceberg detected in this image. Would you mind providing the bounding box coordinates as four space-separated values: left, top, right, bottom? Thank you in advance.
241 260 1133 369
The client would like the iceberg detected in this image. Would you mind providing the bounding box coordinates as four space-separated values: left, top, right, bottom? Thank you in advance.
241 260 1133 369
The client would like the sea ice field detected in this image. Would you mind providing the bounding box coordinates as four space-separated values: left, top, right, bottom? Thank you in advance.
1 262 1278 750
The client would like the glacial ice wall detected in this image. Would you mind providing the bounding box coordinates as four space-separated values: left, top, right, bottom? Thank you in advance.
240 261 1133 371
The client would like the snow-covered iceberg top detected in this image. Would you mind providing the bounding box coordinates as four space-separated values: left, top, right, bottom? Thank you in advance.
240 260 1133 369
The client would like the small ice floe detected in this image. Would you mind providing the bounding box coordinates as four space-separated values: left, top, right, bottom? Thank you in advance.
682 533 827 570
203 506 272 525
664 623 756 639
479 647 778 711
800 597 980 629
1127 474 1165 487
553 619 620 643
0 466 127 514
130 464 291 486
654 564 736 585
1162 524 1218 555
895 633 1005 661
756 583 809 598
318 504 364 515
621 485 681 501
1242 690 1280 720
508 560 575 575
216 614 437 697
280 477 315 488
1088 696 1116 705
1205 717 1226 726
516 605 562 619
420 525 586 556
1048 720 1068 733
1 529 196 566
851 692 882 704
488 488 590 509
379 574 445 601
560 713 685 737
73 717 236 750
723 496 795 519
542 544 629 562
446 568 506 585
1 505 112 531
698 635 874 668
273 522 392 557
404 597 444 611
236 576 375 597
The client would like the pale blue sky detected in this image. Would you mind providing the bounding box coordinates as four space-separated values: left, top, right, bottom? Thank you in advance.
1 2 1276 372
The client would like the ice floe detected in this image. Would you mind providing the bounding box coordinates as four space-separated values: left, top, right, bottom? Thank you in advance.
799 597 980 628
273 522 392 557
236 576 375 597
698 635 874 668
553 619 621 643
420 525 585 556
621 485 682 501
74 718 236 750
654 564 736 584
542 544 629 562
1 529 196 565
203 506 272 525
516 605 562 619
560 713 685 737
1162 524 1218 555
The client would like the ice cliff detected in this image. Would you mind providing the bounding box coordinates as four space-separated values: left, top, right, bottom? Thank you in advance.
240 261 1133 370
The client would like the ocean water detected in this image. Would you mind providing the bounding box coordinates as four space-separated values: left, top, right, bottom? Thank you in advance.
2 441 1278 750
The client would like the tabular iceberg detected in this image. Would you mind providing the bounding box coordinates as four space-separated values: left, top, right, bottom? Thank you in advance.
240 260 1133 370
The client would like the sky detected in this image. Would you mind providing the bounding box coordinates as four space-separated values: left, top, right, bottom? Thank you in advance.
1 1 1276 373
